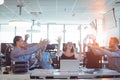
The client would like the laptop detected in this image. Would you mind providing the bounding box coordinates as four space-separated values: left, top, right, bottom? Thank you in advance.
60 59 80 72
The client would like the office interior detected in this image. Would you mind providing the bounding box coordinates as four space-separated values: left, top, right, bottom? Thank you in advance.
0 0 120 80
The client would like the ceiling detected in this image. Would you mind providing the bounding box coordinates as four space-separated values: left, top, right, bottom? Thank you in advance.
0 0 119 24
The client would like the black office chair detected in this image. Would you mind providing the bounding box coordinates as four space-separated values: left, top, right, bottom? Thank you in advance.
4 44 14 66
1 43 13 66
85 50 102 69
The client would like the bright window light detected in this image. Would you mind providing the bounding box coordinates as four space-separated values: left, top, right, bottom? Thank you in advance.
0 0 4 5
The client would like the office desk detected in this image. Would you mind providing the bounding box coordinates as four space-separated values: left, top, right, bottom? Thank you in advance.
30 68 120 79
0 74 30 80
0 68 120 80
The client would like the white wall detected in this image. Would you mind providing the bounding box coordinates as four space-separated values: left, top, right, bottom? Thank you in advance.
102 5 120 46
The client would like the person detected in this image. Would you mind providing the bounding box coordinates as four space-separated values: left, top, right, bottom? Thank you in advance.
37 42 54 69
85 39 102 68
57 37 76 59
82 34 102 68
10 36 49 68
89 37 120 71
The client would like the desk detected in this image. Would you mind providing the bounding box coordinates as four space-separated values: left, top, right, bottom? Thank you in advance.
0 68 120 80
30 68 120 79
79 61 108 68
30 78 120 80
0 74 30 80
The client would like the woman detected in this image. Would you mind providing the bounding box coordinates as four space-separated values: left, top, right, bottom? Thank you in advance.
57 37 76 59
61 42 76 59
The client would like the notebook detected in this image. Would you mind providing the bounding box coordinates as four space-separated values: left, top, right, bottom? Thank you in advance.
60 59 80 72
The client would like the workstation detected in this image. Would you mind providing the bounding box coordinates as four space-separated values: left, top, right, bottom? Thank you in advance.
1 0 120 80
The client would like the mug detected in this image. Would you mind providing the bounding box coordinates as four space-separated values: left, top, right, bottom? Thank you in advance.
5 66 11 73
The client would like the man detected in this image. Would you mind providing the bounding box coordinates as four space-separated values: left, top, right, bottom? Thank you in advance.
90 37 120 71
11 36 49 68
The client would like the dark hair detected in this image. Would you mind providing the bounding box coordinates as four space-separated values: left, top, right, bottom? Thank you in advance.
13 36 22 46
63 42 75 53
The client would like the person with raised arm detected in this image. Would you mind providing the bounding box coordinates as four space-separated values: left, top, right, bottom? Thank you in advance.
57 37 76 59
89 37 120 71
11 36 49 68
36 40 53 69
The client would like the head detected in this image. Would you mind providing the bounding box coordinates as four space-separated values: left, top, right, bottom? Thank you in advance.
63 42 75 53
109 37 119 48
13 36 24 48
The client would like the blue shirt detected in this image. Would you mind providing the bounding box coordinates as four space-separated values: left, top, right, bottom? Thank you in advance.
40 52 53 69
106 48 120 71
11 45 40 67
95 47 120 71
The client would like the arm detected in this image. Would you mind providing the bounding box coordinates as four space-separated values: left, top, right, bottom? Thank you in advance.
97 48 120 57
78 40 81 54
91 46 120 57
48 52 53 64
91 47 104 56
56 37 61 55
26 43 37 48
11 45 40 58
11 39 50 59
88 44 104 56
77 41 83 60
36 51 42 62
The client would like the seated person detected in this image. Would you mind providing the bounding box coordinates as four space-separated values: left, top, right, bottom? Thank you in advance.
61 42 76 59
37 43 54 69
84 39 102 68
89 37 120 71
11 36 49 68
57 37 76 59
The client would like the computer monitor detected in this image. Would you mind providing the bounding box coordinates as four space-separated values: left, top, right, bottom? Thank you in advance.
60 59 80 72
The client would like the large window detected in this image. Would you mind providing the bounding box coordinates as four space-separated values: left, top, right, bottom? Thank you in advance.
49 24 63 44
65 25 80 48
32 25 47 43
0 25 14 43
0 23 96 51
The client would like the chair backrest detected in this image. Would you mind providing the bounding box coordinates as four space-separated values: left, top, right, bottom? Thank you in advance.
85 51 102 69
1 43 14 66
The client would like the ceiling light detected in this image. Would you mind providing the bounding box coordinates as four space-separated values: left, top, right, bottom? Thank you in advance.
9 20 31 27
0 0 4 5
26 30 40 33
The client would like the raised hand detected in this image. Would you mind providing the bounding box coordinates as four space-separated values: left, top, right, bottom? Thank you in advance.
78 40 81 47
25 34 29 39
39 39 50 48
57 37 61 44
24 34 29 42
56 37 61 54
